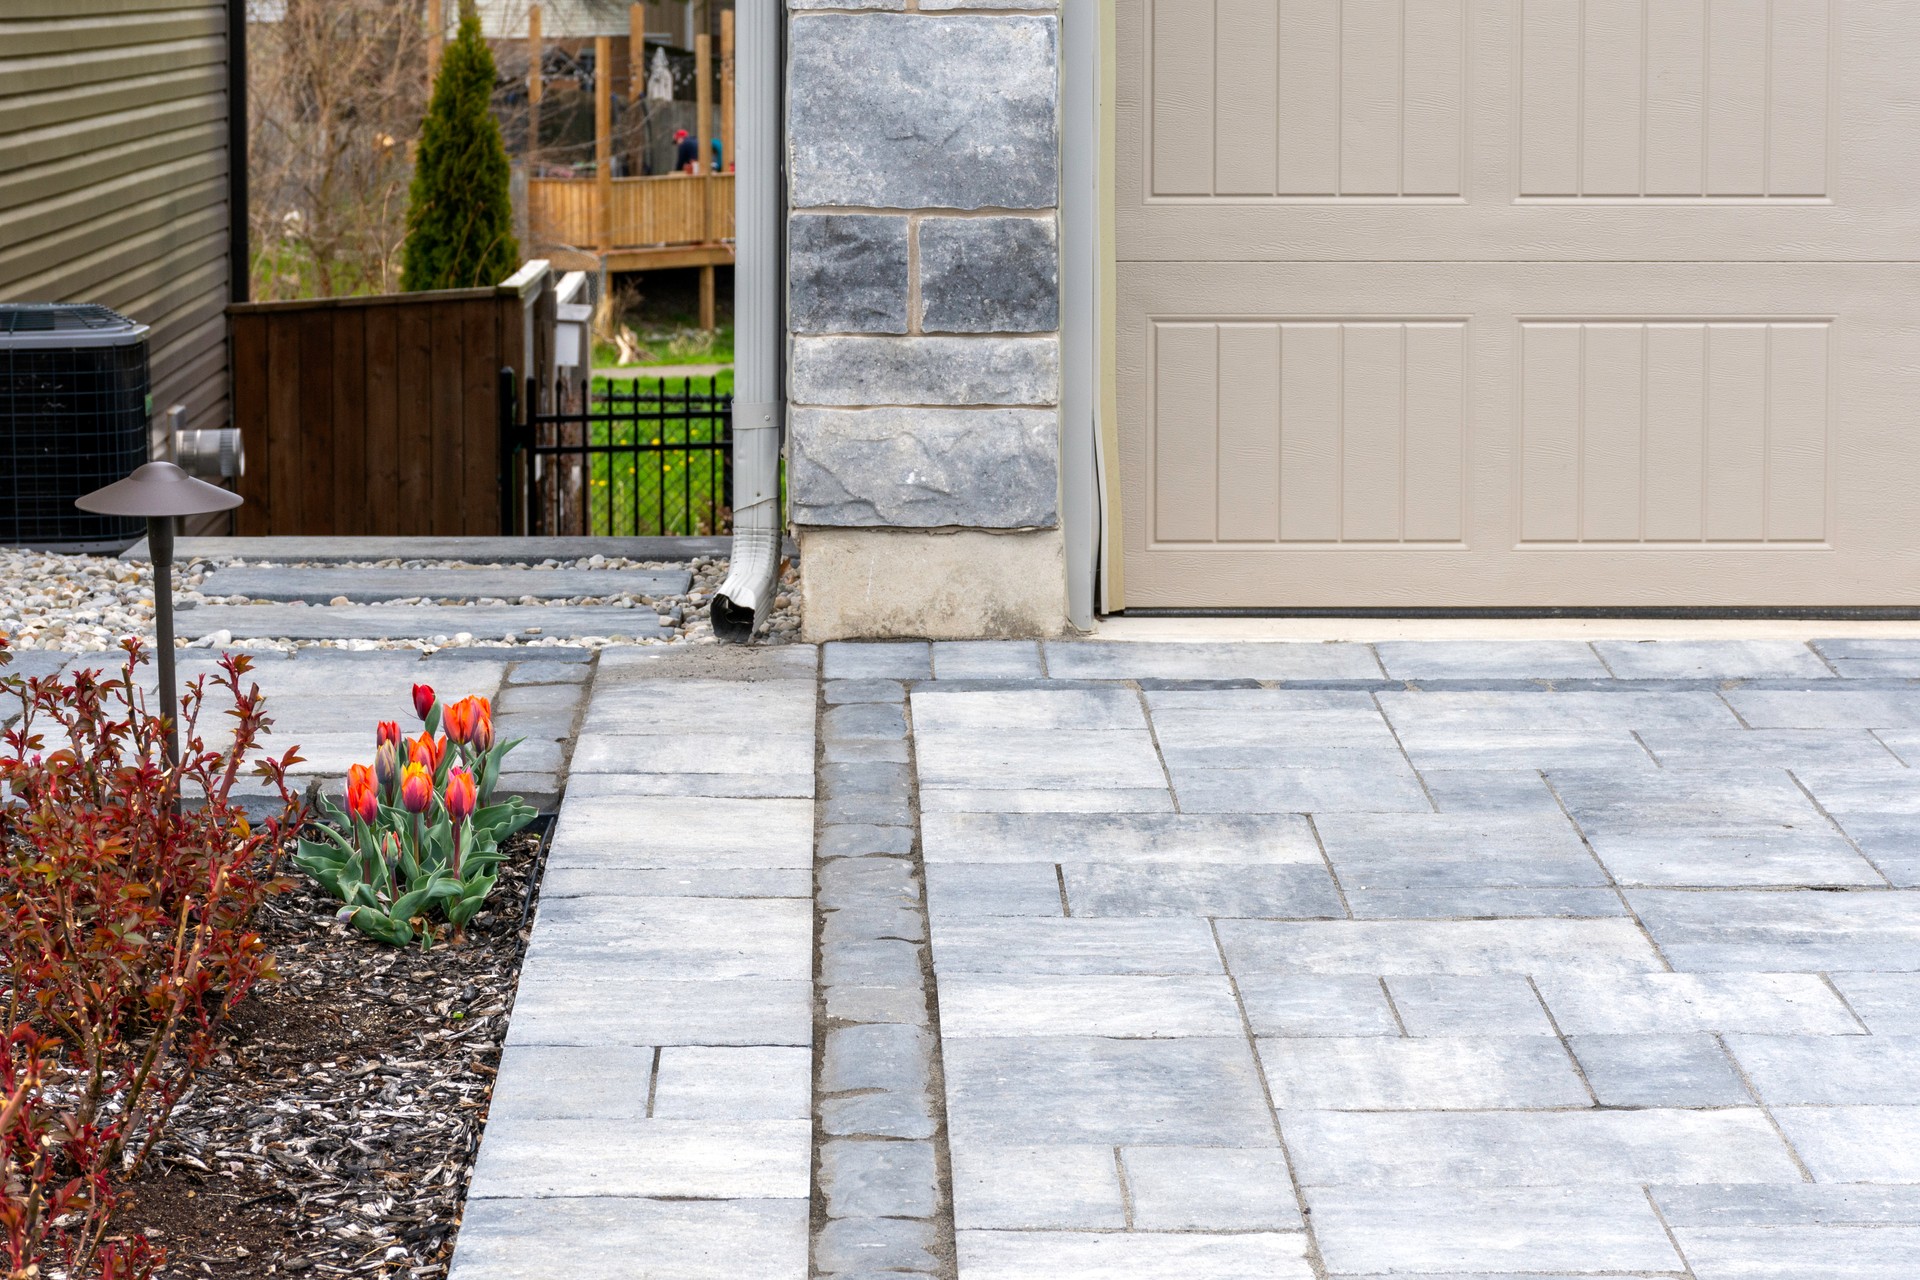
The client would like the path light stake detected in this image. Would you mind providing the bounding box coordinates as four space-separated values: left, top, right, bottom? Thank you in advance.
75 462 244 765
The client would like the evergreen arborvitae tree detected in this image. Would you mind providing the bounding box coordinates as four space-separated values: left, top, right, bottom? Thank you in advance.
401 2 518 291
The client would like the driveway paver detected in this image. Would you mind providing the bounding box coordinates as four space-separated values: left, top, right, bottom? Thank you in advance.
902 639 1920 1278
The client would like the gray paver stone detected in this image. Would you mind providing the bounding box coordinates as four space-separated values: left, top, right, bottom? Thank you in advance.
813 1216 941 1275
821 824 916 857
823 642 933 680
822 1023 934 1095
1570 1035 1754 1107
826 678 907 704
198 565 692 603
819 856 921 910
826 984 930 1025
823 761 914 799
819 1140 939 1219
826 792 914 826
506 658 591 684
821 1089 938 1140
823 904 927 945
177 603 665 641
823 702 910 741
496 774 561 808
496 683 583 714
826 738 912 764
823 938 925 987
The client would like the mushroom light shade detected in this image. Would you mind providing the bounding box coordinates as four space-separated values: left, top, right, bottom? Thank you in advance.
75 461 245 765
73 460 244 519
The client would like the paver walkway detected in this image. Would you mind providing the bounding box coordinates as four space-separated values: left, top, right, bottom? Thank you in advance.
452 646 818 1279
840 637 1920 1280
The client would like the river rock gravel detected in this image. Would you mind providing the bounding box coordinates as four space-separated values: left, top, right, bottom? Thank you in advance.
0 548 801 651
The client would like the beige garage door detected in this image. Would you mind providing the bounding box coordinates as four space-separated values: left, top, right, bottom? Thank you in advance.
1116 0 1920 608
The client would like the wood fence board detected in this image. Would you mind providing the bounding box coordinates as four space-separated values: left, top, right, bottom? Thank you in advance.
264 316 302 539
296 309 335 535
363 304 401 528
231 310 269 535
395 304 435 537
330 307 368 535
428 301 465 537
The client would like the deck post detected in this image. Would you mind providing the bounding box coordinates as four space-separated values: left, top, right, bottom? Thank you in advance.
629 4 645 173
699 264 716 333
720 9 734 175
695 32 712 175
426 0 444 87
526 5 542 165
595 35 613 251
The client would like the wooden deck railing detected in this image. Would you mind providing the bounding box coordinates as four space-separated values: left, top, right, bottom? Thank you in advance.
529 172 735 252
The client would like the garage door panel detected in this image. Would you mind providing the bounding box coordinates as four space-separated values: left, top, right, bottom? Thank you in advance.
1116 263 1920 606
1117 0 1919 261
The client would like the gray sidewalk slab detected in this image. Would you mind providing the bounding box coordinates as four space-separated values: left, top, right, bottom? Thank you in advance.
198 565 691 603
137 534 738 563
176 602 666 640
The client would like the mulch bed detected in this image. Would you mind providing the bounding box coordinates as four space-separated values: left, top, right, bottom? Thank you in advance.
128 822 551 1279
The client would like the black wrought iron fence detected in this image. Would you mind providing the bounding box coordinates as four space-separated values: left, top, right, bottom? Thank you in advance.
504 374 735 537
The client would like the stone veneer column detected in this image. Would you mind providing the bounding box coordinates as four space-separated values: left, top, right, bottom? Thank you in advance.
786 1 1066 641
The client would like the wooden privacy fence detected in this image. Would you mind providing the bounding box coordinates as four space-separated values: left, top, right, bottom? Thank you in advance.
227 266 556 536
529 172 734 252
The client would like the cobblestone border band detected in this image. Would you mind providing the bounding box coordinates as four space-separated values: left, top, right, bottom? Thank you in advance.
812 645 957 1278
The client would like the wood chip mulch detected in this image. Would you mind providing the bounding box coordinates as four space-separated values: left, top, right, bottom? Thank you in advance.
126 822 550 1279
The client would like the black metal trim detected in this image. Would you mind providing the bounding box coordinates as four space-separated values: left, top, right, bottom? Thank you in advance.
227 0 249 304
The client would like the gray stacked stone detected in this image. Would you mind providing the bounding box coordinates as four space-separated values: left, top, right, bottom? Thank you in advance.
786 8 1062 549
813 642 952 1277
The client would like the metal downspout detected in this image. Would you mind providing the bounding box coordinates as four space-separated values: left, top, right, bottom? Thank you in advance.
711 0 782 643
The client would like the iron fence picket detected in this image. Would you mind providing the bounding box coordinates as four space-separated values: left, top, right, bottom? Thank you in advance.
511 373 741 537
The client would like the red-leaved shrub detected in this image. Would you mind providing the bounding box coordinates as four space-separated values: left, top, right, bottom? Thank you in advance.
0 639 305 1278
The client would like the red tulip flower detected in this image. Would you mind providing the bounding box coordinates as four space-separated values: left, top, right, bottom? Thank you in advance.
376 720 401 748
346 763 378 824
412 683 436 721
442 697 476 746
399 762 434 814
445 767 477 823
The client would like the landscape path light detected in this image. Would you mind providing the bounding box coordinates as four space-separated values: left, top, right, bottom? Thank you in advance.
75 462 243 764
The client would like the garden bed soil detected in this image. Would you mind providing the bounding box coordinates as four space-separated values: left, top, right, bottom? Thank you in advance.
127 822 550 1279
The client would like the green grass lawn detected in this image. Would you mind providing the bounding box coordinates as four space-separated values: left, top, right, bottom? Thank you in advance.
584 373 735 536
592 323 735 369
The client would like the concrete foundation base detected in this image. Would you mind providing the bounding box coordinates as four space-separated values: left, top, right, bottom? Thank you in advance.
797 527 1067 641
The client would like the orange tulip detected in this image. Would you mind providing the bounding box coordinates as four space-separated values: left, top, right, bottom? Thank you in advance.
346 763 378 824
408 732 444 772
445 767 477 823
442 697 476 746
469 699 494 751
399 762 433 814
